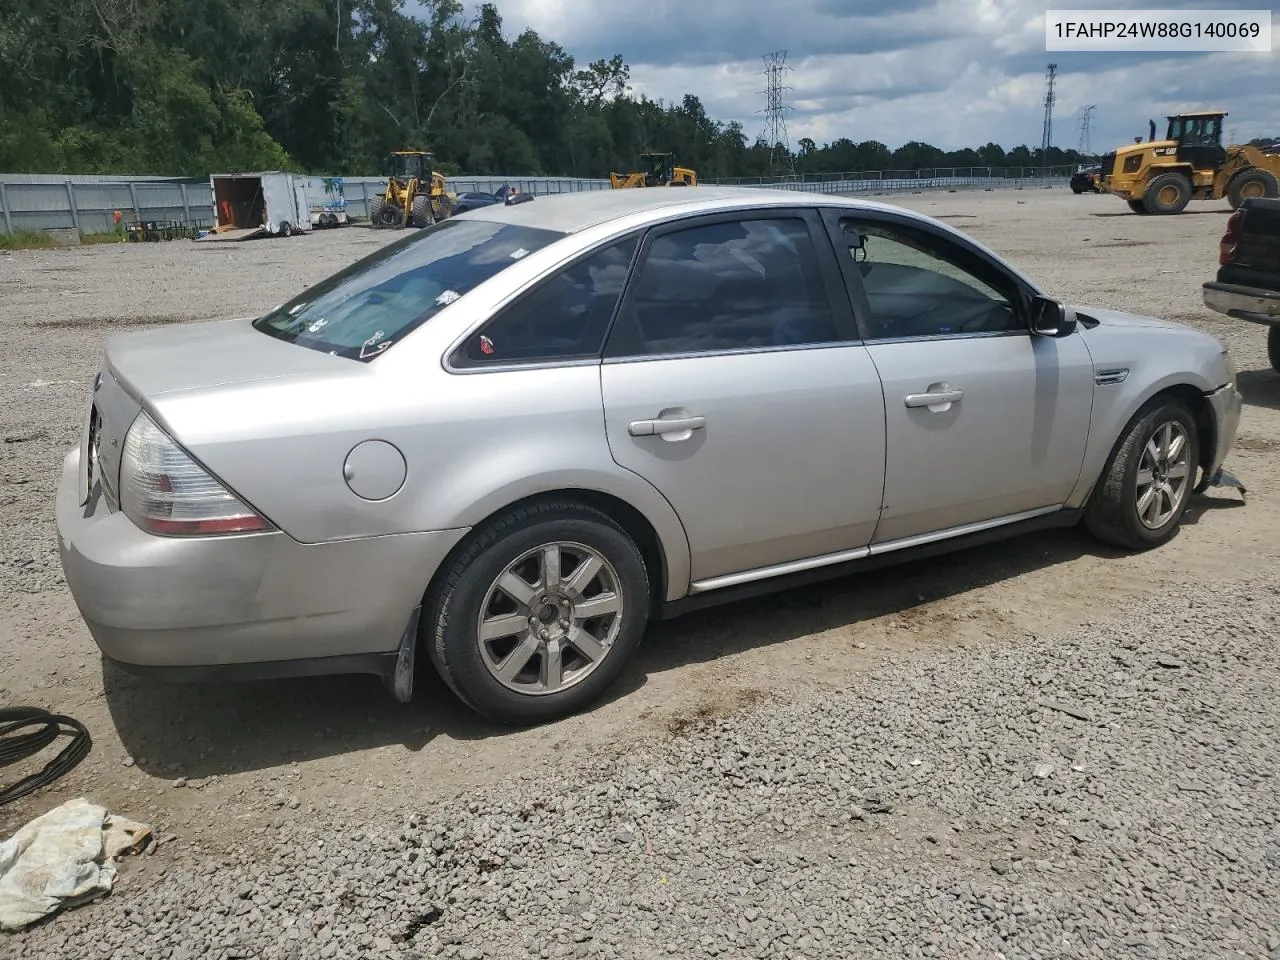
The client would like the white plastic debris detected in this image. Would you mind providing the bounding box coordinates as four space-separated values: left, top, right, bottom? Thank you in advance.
0 797 151 931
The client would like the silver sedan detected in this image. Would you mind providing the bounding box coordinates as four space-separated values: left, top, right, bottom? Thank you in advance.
56 187 1243 724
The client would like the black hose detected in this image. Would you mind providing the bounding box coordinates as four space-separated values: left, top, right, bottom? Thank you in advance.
0 707 92 807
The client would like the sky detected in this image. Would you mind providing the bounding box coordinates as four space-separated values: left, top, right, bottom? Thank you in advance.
456 0 1279 153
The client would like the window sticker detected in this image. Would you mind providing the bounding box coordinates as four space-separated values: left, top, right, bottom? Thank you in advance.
359 329 392 359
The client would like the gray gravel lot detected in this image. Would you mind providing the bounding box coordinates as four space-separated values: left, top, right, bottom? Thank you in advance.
9 578 1280 959
2 188 1280 956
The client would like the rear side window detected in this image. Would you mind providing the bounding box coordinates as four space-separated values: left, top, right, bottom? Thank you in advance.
457 236 638 366
612 217 839 356
253 219 564 361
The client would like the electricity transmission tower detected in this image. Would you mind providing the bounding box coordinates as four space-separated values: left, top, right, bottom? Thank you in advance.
1077 104 1097 156
759 51 796 177
1040 63 1058 161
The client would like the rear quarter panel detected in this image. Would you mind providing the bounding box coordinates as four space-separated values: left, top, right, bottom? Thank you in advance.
150 364 695 602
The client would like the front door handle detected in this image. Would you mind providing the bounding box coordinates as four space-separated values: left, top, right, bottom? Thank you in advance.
628 415 707 437
904 384 963 411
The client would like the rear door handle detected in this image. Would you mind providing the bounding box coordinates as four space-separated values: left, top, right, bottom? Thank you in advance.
628 415 707 437
904 389 963 409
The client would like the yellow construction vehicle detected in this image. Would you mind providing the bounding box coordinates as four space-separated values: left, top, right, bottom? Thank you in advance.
1097 111 1280 214
369 150 455 228
609 152 698 189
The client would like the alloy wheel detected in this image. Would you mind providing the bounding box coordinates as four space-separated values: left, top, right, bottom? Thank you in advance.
1136 420 1192 529
476 542 624 695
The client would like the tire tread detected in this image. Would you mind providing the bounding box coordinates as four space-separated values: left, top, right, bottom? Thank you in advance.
1085 397 1198 551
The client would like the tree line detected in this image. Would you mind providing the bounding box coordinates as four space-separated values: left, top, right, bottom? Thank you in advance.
2 0 1098 180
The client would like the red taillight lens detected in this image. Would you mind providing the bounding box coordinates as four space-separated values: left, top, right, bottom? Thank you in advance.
119 414 271 537
1220 209 1244 266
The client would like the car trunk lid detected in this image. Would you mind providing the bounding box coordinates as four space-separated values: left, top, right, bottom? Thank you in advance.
78 318 355 510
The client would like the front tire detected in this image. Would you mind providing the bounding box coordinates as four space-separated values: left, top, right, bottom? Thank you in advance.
1085 397 1199 551
426 501 651 725
410 195 432 228
369 197 385 227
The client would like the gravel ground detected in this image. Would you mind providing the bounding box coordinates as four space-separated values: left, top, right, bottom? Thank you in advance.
3 188 1280 955
9 578 1280 959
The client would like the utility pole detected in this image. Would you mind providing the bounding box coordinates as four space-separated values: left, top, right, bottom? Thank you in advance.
1040 63 1058 165
1077 104 1096 157
759 51 796 178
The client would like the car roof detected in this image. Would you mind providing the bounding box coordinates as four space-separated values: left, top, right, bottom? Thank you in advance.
450 185 886 234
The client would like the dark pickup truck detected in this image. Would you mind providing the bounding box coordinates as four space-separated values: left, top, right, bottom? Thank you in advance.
1204 197 1280 370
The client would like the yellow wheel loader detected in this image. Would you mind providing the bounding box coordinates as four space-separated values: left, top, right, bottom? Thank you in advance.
1097 111 1280 215
609 152 698 189
369 151 455 228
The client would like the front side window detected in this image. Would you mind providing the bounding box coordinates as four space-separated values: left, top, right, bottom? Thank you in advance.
615 217 840 356
253 219 564 360
837 219 1020 340
457 236 638 366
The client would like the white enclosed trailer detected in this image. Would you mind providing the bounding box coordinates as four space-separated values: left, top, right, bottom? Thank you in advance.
305 176 348 227
200 171 311 241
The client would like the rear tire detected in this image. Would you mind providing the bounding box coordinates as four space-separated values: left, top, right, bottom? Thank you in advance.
1267 325 1280 374
426 500 651 725
1228 169 1280 210
1142 173 1192 214
1085 396 1199 551
1126 199 1149 214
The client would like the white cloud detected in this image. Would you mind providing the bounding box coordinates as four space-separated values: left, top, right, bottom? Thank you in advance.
467 0 1280 151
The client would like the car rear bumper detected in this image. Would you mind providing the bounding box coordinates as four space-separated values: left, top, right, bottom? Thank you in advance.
1206 382 1243 478
55 447 467 674
1203 281 1280 324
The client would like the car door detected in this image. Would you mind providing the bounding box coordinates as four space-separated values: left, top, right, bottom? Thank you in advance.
600 209 887 589
822 210 1095 546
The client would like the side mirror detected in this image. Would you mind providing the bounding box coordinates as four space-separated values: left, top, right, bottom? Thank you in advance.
1030 296 1076 338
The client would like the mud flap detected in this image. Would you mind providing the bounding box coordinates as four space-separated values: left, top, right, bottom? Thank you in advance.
1195 466 1247 500
383 605 421 703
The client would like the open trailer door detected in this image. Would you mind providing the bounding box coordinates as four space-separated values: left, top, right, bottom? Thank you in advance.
292 178 311 233
198 174 269 242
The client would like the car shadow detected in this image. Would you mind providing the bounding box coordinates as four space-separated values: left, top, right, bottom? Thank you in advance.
1237 368 1280 411
100 519 1197 780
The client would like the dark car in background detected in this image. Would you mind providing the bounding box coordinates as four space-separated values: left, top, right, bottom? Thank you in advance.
452 184 524 215
1070 166 1101 195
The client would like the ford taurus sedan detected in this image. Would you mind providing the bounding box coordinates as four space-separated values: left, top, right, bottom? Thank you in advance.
56 187 1243 725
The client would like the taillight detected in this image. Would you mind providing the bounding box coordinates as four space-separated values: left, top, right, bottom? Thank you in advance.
119 413 270 536
1220 208 1245 266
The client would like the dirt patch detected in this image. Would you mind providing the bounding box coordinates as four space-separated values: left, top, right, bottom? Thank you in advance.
24 314 195 330
1233 434 1279 453
665 687 769 737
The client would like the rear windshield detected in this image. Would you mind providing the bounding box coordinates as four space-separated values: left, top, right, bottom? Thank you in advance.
252 218 564 360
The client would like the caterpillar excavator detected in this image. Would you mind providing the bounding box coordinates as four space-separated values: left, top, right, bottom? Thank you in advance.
609 152 698 189
1096 111 1280 214
369 150 455 228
